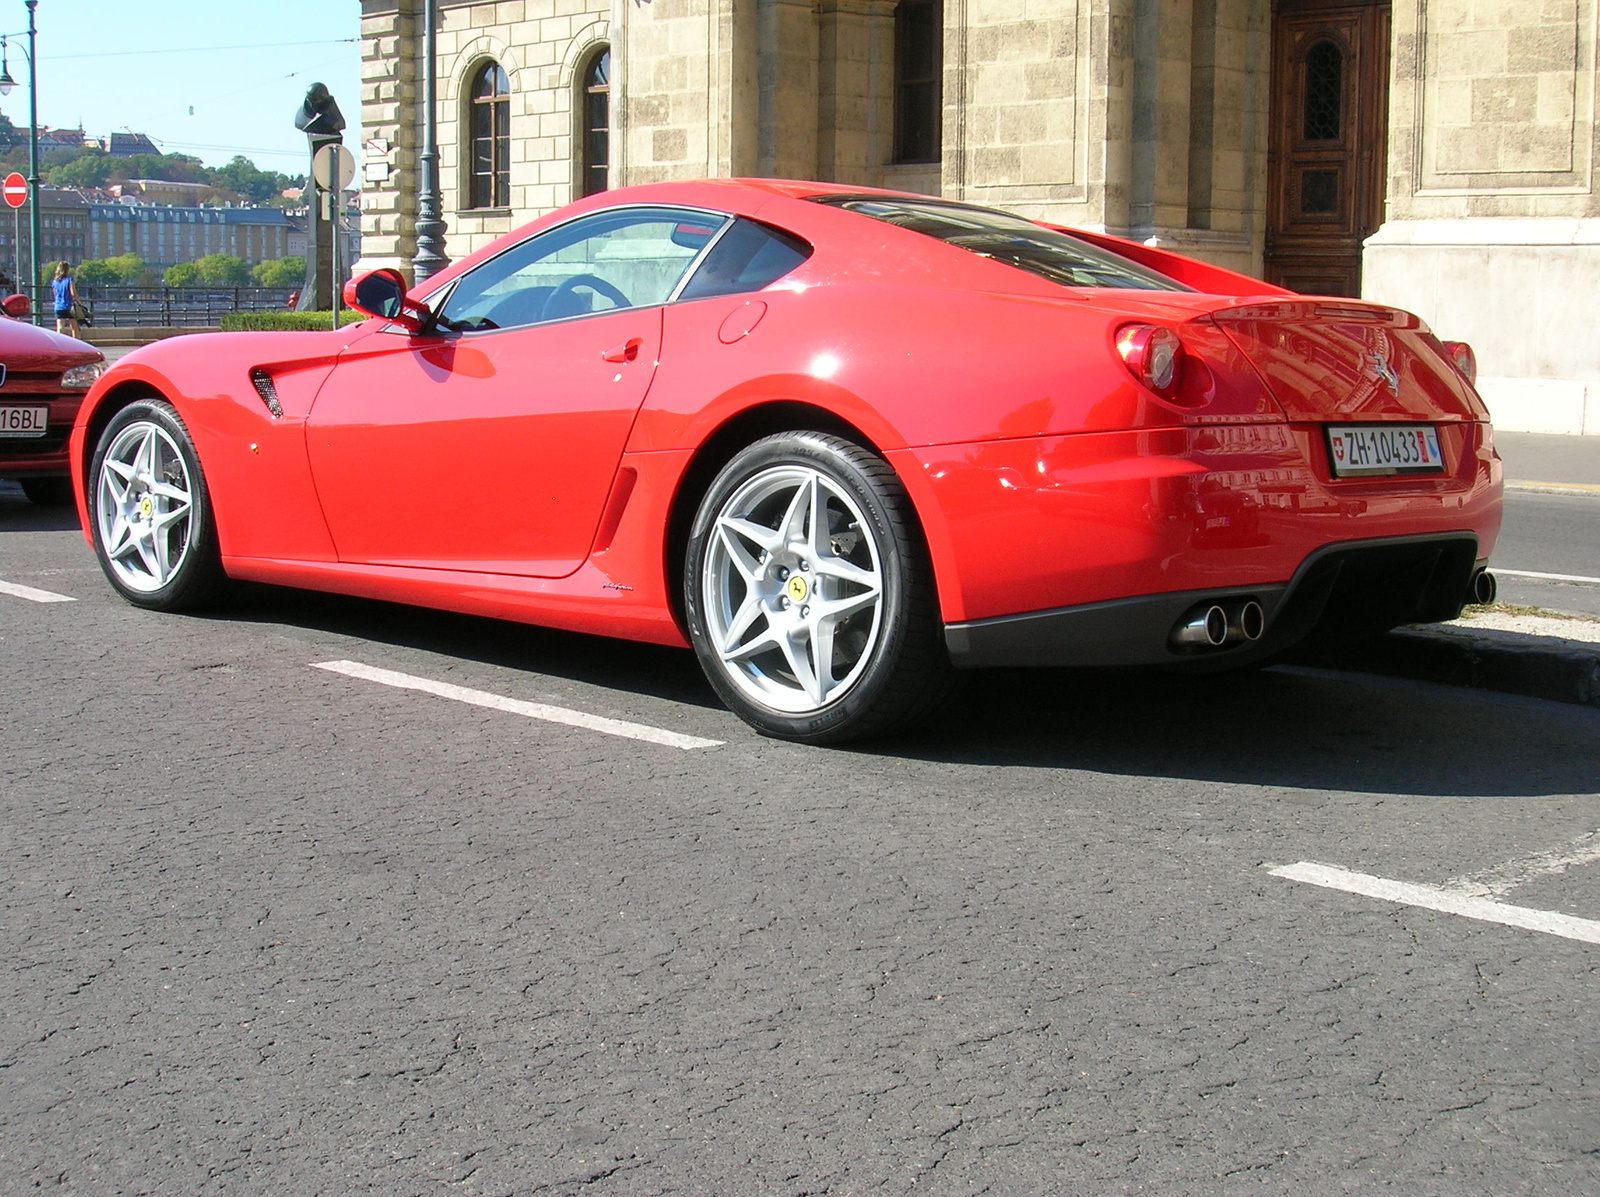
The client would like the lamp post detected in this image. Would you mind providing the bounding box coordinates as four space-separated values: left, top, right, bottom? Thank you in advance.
412 0 448 281
0 1 39 322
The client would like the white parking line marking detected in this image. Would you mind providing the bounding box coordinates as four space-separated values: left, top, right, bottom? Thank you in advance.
0 578 75 603
311 659 724 751
1268 861 1600 946
1492 568 1600 586
1444 829 1600 899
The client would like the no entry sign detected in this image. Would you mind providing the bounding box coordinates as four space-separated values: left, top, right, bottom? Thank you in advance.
3 172 26 208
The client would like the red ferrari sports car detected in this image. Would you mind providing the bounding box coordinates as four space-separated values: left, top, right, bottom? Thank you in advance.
0 308 106 505
70 179 1502 742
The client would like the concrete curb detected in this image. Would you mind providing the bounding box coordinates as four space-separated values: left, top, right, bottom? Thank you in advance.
85 327 218 348
1310 624 1600 708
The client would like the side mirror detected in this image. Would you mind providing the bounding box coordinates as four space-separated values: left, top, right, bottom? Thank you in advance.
342 268 432 333
2 293 31 318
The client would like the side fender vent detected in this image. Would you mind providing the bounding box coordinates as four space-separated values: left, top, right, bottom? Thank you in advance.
249 368 283 418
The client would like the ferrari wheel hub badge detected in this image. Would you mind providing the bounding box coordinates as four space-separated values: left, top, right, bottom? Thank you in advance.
785 574 809 603
139 495 154 518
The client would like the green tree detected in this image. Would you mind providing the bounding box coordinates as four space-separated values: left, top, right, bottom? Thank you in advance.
193 253 251 286
163 262 200 287
40 146 93 171
121 153 205 184
208 155 285 205
75 259 121 285
103 254 146 284
251 257 305 288
49 154 114 188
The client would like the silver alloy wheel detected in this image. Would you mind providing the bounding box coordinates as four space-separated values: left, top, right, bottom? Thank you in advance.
702 463 885 714
94 419 196 594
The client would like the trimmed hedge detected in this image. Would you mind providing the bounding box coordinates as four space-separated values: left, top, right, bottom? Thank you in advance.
219 310 365 332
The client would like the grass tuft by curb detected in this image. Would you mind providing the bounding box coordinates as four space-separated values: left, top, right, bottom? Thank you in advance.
1463 602 1586 622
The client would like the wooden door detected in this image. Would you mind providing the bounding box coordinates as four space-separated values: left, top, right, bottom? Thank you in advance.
1265 0 1391 296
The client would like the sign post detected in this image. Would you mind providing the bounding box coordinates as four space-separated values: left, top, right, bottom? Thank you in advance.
3 172 25 298
312 144 356 329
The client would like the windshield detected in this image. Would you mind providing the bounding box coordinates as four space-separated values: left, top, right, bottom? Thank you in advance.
810 195 1189 292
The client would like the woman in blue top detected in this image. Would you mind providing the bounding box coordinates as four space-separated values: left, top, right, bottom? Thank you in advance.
51 261 78 338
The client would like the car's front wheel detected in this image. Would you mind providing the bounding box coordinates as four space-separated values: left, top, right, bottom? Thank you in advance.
684 432 950 743
88 399 226 611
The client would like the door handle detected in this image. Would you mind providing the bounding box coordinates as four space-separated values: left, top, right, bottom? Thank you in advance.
601 337 642 363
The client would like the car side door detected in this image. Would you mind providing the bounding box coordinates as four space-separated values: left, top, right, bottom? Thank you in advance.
305 207 723 577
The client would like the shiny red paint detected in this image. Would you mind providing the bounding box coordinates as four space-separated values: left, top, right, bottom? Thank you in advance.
71 179 1502 656
0 318 103 483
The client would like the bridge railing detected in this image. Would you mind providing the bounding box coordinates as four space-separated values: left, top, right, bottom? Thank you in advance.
75 286 298 328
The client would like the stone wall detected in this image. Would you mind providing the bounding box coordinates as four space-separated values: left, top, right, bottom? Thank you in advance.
1366 0 1600 433
358 0 610 275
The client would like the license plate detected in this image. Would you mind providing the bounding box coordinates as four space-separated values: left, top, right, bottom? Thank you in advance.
1326 424 1445 477
0 404 48 437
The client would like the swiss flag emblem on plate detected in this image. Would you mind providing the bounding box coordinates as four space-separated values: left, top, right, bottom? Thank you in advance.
1333 441 1345 461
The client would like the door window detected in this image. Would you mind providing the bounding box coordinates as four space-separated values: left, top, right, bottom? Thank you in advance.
437 207 727 332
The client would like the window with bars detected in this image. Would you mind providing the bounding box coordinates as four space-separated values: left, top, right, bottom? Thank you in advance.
580 48 610 198
893 0 941 164
1302 39 1343 142
469 61 511 209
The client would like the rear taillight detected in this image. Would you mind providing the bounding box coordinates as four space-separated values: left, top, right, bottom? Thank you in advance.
1442 340 1477 385
1115 324 1184 398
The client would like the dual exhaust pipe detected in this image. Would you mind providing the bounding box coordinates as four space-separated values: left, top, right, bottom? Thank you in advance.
1171 598 1265 650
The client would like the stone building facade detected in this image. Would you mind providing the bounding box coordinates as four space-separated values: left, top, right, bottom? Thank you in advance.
358 0 1600 433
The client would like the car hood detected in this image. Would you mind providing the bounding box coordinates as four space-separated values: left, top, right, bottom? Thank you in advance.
0 317 103 370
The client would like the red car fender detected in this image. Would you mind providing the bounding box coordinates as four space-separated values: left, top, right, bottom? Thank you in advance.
71 334 354 563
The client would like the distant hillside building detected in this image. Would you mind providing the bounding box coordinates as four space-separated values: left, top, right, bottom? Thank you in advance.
121 179 227 206
99 132 161 158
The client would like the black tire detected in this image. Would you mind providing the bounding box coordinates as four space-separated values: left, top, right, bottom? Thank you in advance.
86 398 228 611
684 431 951 743
20 475 73 507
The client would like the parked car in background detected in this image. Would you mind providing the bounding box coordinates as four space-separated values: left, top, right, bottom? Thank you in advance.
0 305 106 505
70 180 1502 741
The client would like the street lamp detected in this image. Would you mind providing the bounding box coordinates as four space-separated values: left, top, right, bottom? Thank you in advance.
412 0 448 280
0 2 39 321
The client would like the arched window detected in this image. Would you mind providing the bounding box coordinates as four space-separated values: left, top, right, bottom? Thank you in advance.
893 0 941 164
469 61 511 209
580 48 611 198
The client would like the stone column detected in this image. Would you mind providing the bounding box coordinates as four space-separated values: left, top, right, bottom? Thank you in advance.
617 0 757 185
757 0 819 178
356 0 421 280
816 0 888 183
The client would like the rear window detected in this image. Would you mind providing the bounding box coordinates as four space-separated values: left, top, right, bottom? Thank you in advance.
809 195 1188 292
678 219 813 302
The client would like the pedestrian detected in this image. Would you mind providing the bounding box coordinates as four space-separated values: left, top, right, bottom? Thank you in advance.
51 261 79 339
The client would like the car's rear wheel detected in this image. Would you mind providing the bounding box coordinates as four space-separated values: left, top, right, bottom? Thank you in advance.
19 476 73 506
88 399 226 611
684 431 950 743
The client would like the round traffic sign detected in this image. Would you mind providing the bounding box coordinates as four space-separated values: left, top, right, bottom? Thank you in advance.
311 144 356 192
3 172 27 208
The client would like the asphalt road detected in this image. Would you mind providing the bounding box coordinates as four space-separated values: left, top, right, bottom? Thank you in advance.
1493 433 1600 618
3 487 1599 1195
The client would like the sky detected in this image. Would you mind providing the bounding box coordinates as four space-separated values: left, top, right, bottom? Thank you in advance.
1 0 362 176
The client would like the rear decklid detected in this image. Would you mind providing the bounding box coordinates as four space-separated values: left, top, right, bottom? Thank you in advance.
1209 299 1487 424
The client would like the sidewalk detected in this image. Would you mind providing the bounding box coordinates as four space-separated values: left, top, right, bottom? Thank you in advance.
1496 430 1600 493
